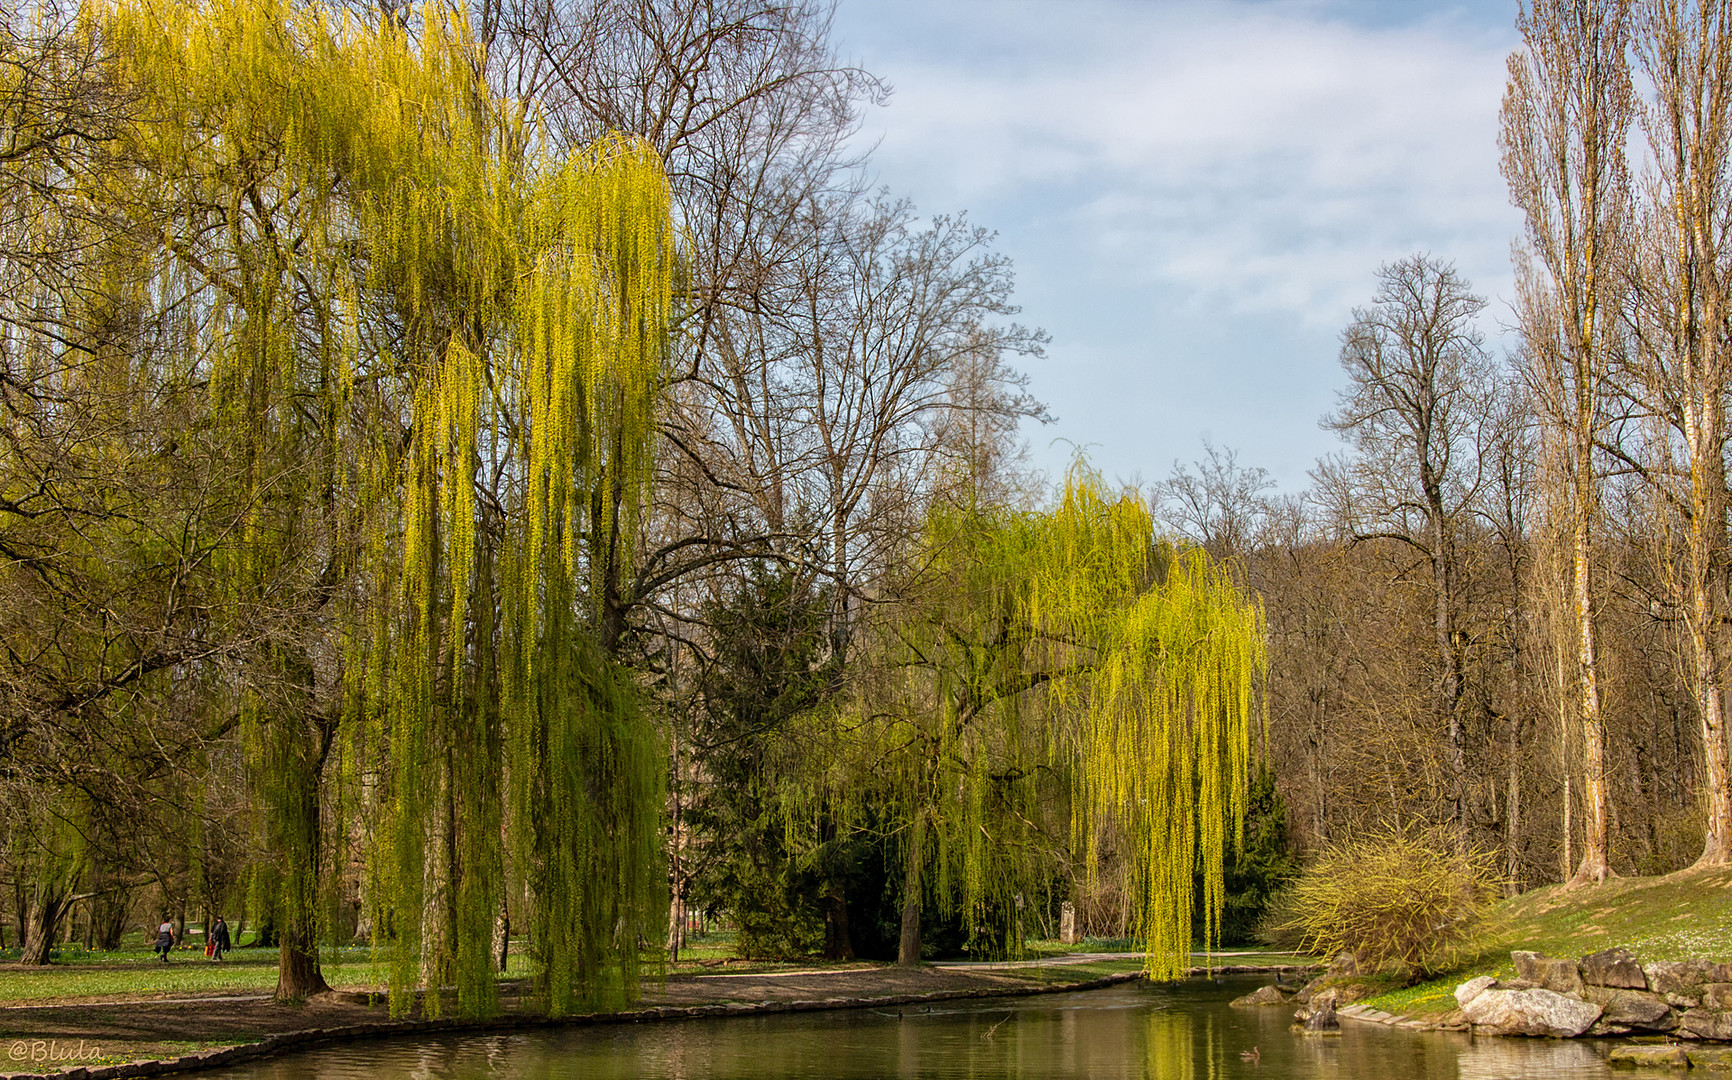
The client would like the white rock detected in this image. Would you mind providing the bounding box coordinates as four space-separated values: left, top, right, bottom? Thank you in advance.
1455 976 1499 1008
1461 987 1602 1037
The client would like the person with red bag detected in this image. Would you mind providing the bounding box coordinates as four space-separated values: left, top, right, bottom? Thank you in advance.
209 916 231 961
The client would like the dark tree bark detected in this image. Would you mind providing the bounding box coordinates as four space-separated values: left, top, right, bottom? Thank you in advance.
19 884 75 965
823 887 853 961
897 816 924 966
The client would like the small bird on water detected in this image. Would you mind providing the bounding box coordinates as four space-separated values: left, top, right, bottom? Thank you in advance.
1239 1046 1261 1063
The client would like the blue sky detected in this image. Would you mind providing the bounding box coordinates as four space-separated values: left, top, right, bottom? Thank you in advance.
829 0 1523 490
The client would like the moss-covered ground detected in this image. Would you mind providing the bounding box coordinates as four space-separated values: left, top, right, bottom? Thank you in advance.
1360 862 1732 1019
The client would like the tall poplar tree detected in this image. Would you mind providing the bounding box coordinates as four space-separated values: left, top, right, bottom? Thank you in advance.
1502 0 1634 886
1625 0 1732 866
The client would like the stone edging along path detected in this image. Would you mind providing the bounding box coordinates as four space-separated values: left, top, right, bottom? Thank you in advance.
0 963 1313 1080
1335 1001 1465 1034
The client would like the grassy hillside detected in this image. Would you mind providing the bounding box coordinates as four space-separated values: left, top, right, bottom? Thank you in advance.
1362 863 1732 1017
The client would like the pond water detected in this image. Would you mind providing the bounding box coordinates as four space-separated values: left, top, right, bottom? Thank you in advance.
208 976 1617 1080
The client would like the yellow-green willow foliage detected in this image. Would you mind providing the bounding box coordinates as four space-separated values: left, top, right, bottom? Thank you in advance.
95 0 673 1015
872 467 1264 978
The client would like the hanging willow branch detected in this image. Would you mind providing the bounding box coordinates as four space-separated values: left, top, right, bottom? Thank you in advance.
855 466 1265 978
97 0 674 1017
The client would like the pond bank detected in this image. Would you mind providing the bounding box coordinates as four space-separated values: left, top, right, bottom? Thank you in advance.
0 956 1316 1080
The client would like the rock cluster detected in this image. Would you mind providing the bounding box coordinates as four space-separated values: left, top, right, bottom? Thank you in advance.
1226 951 1373 1038
1228 984 1288 1008
1454 947 1732 1040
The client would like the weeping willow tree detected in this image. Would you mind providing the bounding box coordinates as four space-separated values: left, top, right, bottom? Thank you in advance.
856 467 1264 978
95 0 673 1014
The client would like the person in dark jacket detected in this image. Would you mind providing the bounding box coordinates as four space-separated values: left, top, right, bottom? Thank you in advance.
153 919 176 961
210 917 231 961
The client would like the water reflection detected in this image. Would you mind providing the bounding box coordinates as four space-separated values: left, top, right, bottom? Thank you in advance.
202 977 1618 1080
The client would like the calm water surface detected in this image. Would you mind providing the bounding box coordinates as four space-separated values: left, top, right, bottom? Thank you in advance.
210 976 1616 1080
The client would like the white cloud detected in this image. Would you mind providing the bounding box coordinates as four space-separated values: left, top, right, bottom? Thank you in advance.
830 0 1524 487
850 1 1523 326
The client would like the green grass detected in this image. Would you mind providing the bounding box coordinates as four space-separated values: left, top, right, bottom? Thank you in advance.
1359 863 1732 1019
0 943 553 1004
0 926 1300 1005
1024 936 1139 957
669 930 739 963
2 959 310 1002
1005 956 1147 984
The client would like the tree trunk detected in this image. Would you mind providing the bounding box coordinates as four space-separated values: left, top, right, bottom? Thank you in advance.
276 926 330 999
1562 773 1573 883
1568 502 1613 885
823 887 854 961
273 678 334 999
1685 384 1732 863
1430 506 1465 837
1689 499 1732 863
19 884 73 965
897 815 924 966
420 758 455 993
1505 709 1523 895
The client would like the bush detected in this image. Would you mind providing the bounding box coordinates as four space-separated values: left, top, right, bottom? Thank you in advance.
1261 826 1502 975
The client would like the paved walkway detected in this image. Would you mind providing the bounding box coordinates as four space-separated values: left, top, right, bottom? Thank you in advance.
933 952 1142 970
933 950 1310 971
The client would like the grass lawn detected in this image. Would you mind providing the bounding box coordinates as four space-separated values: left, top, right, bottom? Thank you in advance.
0 943 549 1004
1359 862 1732 1019
0 923 1299 1005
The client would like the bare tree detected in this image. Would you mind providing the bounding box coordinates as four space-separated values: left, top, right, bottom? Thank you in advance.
1618 0 1732 865
1502 0 1635 885
1153 440 1276 560
1317 255 1497 838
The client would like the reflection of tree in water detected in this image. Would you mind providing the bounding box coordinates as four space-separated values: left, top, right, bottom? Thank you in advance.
197 986 1628 1079
1142 1004 1203 1080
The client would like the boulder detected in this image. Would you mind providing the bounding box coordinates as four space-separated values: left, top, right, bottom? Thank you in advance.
1298 989 1340 1036
1292 988 1330 1024
1293 976 1376 1008
1330 981 1379 1007
1327 951 1359 976
1461 987 1602 1037
1512 950 1586 996
1688 1046 1732 1068
1583 986 1675 1029
1607 1044 1690 1068
1581 947 1647 990
1229 985 1288 1008
1705 983 1732 1010
1646 960 1717 996
1680 1008 1732 1041
1455 975 1498 1009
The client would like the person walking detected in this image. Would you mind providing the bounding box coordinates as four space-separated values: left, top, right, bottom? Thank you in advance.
210 916 231 961
153 918 176 962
